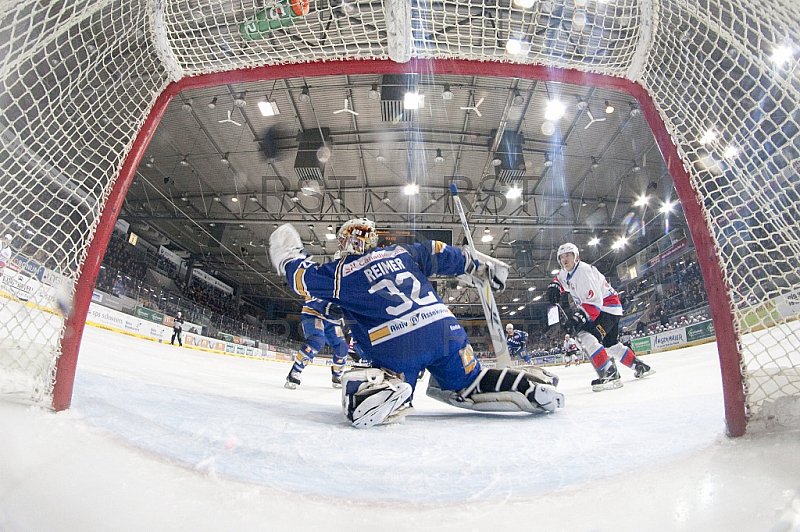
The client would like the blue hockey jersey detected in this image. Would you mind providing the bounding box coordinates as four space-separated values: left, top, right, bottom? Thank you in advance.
506 329 528 355
301 297 341 324
283 241 470 379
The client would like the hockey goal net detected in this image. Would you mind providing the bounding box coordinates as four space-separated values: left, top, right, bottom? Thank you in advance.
0 0 798 436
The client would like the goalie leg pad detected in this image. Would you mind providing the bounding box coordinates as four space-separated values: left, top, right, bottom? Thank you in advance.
427 369 564 413
341 368 413 428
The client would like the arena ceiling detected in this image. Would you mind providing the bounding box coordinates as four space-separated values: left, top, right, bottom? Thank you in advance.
121 72 683 317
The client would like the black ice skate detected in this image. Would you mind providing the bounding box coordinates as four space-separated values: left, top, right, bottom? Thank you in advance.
633 358 655 379
285 370 301 389
591 361 623 392
332 373 342 388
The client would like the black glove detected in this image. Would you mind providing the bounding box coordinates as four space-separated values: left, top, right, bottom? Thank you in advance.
325 302 343 320
546 282 562 305
564 309 588 334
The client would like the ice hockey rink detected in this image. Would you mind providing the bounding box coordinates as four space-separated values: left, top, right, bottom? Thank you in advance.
1 324 799 532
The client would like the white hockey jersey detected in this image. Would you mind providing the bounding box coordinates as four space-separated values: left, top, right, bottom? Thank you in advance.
564 337 579 353
283 241 468 370
551 260 623 321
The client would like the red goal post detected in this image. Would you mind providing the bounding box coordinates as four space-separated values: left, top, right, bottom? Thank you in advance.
1 0 798 438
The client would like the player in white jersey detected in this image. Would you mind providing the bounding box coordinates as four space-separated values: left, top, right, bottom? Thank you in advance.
563 334 580 367
270 218 564 427
0 234 12 268
547 243 654 391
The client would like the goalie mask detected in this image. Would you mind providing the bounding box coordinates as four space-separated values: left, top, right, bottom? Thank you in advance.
337 218 378 256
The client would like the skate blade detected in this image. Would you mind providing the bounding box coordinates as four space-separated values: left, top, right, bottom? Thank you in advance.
284 381 298 389
592 380 624 392
332 382 342 389
636 369 656 379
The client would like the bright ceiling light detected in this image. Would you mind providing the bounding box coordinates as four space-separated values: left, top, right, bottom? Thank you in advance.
545 99 566 121
368 83 380 100
231 196 239 203
509 311 516 316
506 186 522 199
258 101 280 116
612 236 628 250
771 45 793 66
325 233 336 240
533 295 542 301
724 145 740 159
634 195 649 207
404 183 419 195
481 234 493 243
505 38 523 55
435 148 444 163
528 286 535 291
604 100 615 114
699 129 717 145
660 201 676 214
403 92 424 110
588 237 600 246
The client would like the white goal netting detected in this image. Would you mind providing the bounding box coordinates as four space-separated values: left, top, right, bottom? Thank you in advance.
0 0 797 435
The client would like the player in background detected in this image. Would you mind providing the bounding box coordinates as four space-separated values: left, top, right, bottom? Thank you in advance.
505 323 533 364
286 298 349 389
170 311 184 346
270 218 563 427
0 234 12 268
620 327 632 348
547 243 654 391
563 334 580 367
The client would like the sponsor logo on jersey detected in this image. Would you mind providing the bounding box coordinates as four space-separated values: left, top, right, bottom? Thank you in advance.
368 303 451 345
341 247 407 277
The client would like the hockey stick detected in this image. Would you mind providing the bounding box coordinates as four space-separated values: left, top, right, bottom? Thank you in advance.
450 184 512 368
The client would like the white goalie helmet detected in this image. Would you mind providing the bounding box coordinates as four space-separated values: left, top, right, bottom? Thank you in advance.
337 218 378 256
557 242 579 261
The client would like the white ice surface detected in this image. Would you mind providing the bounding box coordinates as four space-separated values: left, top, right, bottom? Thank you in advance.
1 325 800 531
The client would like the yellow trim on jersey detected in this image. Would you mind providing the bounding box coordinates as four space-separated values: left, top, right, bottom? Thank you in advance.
369 327 391 343
294 267 308 298
432 240 446 254
333 259 346 299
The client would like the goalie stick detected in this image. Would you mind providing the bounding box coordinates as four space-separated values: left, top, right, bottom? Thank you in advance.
450 184 512 368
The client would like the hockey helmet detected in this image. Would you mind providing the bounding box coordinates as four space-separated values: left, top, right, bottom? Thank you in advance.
565 334 570 339
557 242 579 261
506 323 514 331
337 218 378 256
3 234 11 243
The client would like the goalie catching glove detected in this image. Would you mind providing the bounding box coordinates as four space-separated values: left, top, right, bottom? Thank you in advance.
269 224 310 276
462 247 509 292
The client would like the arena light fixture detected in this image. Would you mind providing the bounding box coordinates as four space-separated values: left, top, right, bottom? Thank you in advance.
258 100 280 116
588 237 600 246
435 148 444 163
403 183 419 195
505 185 522 199
299 86 310 103
179 156 189 167
441 84 453 100
545 99 566 121
543 153 553 167
376 150 386 162
403 91 424 110
208 96 217 109
604 100 615 114
368 83 380 100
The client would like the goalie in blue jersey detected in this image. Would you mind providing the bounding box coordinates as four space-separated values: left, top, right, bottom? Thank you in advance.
270 218 564 428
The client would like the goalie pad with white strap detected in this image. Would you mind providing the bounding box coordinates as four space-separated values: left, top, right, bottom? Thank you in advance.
426 368 564 414
341 368 413 428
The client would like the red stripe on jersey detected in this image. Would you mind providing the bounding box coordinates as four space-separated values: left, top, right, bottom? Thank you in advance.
602 294 621 307
581 304 601 321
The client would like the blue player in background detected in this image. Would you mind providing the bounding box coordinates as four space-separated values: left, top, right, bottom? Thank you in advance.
285 297 349 389
270 218 563 428
505 323 533 364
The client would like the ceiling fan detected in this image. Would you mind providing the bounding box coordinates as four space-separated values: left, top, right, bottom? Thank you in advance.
460 97 485 117
333 99 358 115
218 108 242 127
583 109 606 130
